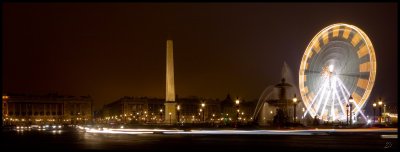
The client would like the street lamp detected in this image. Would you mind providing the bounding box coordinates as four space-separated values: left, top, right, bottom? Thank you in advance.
145 112 147 123
159 109 163 122
2 96 9 124
293 94 298 123
378 98 383 124
169 112 172 125
177 105 180 123
199 108 204 122
2 95 9 99
349 96 354 125
384 104 387 113
372 103 376 124
235 97 240 127
212 114 215 125
346 104 349 125
201 102 205 122
383 104 387 123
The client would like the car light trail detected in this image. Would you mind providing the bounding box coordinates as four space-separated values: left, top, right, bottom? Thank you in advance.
381 135 397 139
81 128 397 135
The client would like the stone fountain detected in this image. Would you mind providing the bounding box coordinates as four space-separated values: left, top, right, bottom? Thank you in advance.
252 62 305 126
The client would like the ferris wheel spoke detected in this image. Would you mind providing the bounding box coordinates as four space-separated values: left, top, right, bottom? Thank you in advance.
337 82 350 120
353 103 368 122
337 72 369 78
333 77 347 119
337 74 359 78
334 86 346 120
337 76 369 122
305 70 321 74
320 88 331 119
313 81 329 117
303 77 328 117
304 77 328 117
337 77 351 96
337 77 349 104
330 88 336 121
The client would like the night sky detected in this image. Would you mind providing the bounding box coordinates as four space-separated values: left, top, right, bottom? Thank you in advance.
2 3 397 111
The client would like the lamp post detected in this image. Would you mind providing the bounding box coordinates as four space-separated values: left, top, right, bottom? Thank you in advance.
2 95 9 126
201 102 205 122
177 105 180 123
199 108 203 123
384 104 387 113
144 111 147 123
235 97 240 127
235 97 240 120
372 103 376 124
236 109 240 120
383 104 387 123
169 112 171 125
346 103 349 125
378 98 383 124
293 94 298 123
159 109 163 122
349 96 354 125
212 114 215 125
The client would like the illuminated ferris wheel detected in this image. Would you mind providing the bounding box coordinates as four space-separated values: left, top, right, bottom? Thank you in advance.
299 23 376 122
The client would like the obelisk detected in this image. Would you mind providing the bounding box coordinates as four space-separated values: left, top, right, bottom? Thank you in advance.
164 39 177 124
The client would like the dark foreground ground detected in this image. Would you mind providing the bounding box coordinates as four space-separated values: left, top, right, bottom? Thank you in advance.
0 127 397 151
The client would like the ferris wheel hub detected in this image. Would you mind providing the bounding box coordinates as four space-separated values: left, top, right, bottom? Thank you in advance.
328 65 334 73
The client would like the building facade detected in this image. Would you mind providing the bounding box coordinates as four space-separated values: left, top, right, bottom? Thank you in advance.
97 94 257 125
2 93 93 126
99 96 165 124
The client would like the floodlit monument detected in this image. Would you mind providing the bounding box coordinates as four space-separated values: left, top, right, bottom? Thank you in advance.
164 39 177 124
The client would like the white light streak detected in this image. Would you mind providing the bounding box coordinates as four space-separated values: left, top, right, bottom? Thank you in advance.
304 72 369 122
333 79 346 120
336 78 368 122
381 135 397 139
331 90 335 121
314 80 329 117
303 78 327 117
320 87 331 119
